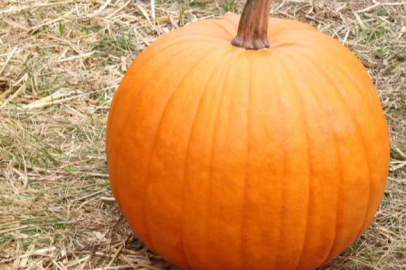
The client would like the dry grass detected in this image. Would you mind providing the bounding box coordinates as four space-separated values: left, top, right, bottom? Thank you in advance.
0 0 405 269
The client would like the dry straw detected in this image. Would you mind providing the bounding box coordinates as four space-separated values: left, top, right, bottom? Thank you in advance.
0 0 405 269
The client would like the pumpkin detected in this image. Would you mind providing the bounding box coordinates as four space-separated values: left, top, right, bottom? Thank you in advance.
106 0 390 269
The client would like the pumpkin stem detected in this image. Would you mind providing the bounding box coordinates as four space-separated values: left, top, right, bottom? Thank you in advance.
231 0 272 50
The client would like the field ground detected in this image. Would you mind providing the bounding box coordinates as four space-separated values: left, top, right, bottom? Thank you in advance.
1 0 405 269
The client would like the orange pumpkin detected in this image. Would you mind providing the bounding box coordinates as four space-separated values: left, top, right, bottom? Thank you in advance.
106 0 390 269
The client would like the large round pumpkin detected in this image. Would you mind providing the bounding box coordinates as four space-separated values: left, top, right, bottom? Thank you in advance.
106 1 390 269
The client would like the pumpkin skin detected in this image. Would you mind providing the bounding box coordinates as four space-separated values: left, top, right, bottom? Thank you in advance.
106 12 389 270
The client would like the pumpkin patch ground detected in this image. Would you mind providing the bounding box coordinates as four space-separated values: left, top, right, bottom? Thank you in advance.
0 0 405 269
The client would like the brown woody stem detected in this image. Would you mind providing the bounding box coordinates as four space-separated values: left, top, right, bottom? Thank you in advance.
231 0 272 50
